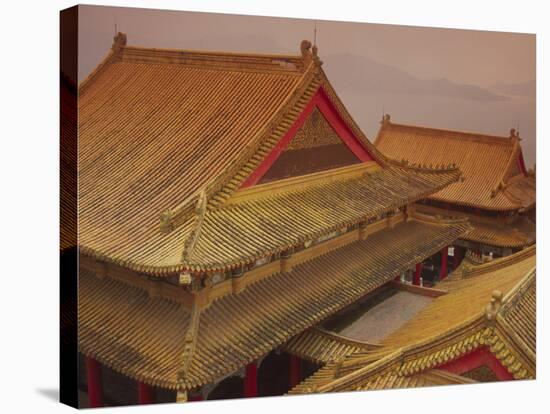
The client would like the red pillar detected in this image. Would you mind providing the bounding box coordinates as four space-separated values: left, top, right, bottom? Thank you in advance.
137 382 155 404
289 355 302 389
413 263 422 286
244 362 258 398
85 356 103 408
440 247 448 281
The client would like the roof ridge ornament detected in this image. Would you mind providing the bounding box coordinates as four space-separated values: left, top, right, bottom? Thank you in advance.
112 31 127 55
490 180 507 198
181 190 208 263
300 39 323 68
485 290 503 323
381 113 391 127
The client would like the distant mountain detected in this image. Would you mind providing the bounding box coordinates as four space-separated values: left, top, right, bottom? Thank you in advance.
489 80 536 97
323 53 508 102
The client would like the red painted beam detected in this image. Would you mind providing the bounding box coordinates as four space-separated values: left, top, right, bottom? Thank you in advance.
85 356 103 408
437 346 514 381
240 87 375 188
244 362 258 398
137 382 155 404
413 263 422 286
439 247 448 281
289 355 302 389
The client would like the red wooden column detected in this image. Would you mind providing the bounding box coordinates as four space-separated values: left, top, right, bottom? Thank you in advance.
244 362 258 398
289 355 302 389
413 263 422 286
137 382 155 404
439 247 449 281
85 356 103 408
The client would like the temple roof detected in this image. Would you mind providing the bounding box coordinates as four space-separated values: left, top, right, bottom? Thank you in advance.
461 216 535 249
84 163 460 274
78 34 461 275
414 204 535 249
374 116 536 211
381 247 535 349
78 217 470 390
289 246 536 393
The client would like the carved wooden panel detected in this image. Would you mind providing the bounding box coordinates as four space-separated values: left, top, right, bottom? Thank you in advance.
259 108 361 183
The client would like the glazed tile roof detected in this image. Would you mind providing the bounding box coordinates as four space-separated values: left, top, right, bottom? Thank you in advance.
353 369 475 391
283 328 379 364
78 217 469 390
178 165 460 272
374 117 535 211
60 73 77 252
79 36 304 273
78 34 462 275
380 248 535 350
494 265 536 358
414 203 535 248
462 216 535 248
290 246 536 393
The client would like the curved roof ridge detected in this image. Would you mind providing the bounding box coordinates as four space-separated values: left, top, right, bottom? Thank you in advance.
153 54 319 235
379 116 516 146
314 327 382 349
386 158 462 175
461 245 535 278
500 264 536 309
315 68 388 165
177 302 202 386
122 44 304 63
203 59 393 211
79 32 307 92
180 190 208 264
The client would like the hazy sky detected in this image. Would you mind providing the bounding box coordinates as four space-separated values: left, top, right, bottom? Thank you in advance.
78 5 536 166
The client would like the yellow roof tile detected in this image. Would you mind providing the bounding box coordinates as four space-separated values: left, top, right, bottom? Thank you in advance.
290 246 536 393
79 218 469 390
78 36 461 275
382 248 535 349
78 39 305 273
283 328 379 364
374 118 534 211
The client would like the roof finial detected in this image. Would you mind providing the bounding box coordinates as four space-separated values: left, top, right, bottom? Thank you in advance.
112 31 127 55
313 20 318 47
485 290 503 322
300 39 312 59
